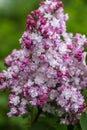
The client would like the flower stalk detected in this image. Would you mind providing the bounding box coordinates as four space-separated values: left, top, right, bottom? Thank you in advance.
67 125 74 130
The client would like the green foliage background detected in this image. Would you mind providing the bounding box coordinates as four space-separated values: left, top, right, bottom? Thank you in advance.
0 0 87 129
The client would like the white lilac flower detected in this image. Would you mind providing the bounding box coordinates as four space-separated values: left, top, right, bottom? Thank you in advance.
10 96 20 106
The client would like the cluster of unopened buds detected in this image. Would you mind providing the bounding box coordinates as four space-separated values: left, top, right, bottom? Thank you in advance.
0 0 87 125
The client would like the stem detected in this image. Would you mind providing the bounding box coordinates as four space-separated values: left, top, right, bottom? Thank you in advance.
31 107 42 125
77 123 82 130
67 125 74 130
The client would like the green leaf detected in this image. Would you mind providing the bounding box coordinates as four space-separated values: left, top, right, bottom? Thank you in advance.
30 121 55 130
55 123 67 130
80 112 87 130
74 126 78 130
82 89 87 102
38 114 67 130
86 54 87 65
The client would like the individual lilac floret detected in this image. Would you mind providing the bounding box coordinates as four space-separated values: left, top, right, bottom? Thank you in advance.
0 0 87 125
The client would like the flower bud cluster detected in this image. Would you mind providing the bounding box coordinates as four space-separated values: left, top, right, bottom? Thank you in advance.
0 0 87 125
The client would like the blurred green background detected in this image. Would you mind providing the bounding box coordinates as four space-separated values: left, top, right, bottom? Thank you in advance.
0 0 87 129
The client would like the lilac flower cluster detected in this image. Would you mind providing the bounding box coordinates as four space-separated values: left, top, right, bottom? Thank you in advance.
0 0 87 125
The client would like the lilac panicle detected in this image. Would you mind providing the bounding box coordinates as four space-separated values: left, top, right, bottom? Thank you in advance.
0 0 87 125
